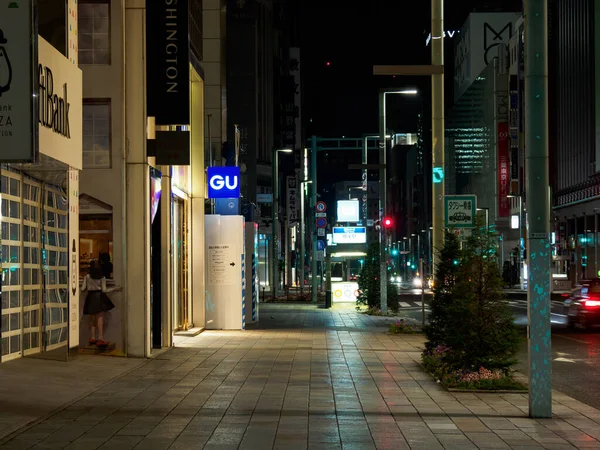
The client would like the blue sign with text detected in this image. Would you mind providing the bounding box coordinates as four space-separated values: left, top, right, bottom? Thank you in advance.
208 167 241 199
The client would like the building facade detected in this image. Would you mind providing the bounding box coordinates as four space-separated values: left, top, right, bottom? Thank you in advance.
1 1 83 362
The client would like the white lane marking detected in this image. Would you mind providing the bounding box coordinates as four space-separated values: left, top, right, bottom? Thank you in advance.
399 302 411 308
553 334 592 345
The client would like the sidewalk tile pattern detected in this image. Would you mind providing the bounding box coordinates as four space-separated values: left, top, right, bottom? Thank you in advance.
0 305 599 449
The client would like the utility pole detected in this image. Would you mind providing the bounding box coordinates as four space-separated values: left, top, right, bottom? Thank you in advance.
431 0 445 271
524 0 552 418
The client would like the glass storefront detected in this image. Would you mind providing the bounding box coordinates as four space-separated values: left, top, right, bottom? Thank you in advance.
1 167 69 361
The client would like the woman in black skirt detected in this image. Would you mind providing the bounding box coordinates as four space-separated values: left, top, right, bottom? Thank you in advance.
82 259 120 347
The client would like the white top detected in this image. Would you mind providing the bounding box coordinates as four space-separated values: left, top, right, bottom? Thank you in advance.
81 275 117 293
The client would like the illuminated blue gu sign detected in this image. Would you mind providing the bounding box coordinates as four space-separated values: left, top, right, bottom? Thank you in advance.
207 167 241 199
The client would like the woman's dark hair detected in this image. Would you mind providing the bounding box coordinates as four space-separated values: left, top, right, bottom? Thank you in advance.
89 259 103 280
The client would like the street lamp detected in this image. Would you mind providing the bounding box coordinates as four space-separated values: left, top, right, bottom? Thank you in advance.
379 88 418 312
271 148 293 297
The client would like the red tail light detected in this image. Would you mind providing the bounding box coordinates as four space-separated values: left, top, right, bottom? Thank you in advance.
584 300 600 307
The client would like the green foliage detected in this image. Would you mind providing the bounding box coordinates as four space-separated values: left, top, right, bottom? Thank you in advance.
424 220 522 373
357 243 399 312
425 231 462 348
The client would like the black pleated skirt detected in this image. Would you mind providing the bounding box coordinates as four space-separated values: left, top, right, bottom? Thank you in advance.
83 291 115 315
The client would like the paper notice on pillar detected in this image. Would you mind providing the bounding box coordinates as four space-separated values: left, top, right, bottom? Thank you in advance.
208 245 236 285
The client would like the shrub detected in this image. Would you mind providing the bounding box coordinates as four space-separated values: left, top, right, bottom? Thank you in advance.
357 243 399 313
424 221 522 374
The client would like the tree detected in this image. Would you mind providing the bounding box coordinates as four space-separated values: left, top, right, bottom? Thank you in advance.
425 222 521 372
357 243 398 312
425 231 462 349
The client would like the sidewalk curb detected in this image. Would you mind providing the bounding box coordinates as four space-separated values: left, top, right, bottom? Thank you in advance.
0 357 149 445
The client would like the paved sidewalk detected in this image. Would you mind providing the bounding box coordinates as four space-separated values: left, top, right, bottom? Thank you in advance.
0 304 599 449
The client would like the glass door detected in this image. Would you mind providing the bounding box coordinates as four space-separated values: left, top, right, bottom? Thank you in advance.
172 197 189 331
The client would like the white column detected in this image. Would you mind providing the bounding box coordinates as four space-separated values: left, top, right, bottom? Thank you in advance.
125 0 150 358
191 78 206 328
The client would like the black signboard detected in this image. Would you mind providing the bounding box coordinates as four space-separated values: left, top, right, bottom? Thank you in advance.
155 131 190 166
146 0 190 125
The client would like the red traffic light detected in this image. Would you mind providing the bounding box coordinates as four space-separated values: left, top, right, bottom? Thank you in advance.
383 217 393 228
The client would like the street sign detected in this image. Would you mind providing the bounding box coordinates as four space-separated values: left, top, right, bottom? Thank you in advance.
256 193 273 203
316 217 327 228
332 227 367 244
317 228 326 237
316 212 326 218
444 195 476 228
316 240 325 251
316 201 327 213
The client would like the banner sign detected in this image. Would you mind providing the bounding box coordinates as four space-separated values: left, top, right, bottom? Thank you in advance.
146 0 190 125
286 176 298 223
498 122 510 217
0 0 37 162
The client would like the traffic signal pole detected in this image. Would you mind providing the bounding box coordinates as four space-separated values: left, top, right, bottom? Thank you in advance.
525 0 552 418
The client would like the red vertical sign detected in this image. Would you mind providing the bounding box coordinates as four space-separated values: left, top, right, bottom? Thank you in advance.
498 122 510 217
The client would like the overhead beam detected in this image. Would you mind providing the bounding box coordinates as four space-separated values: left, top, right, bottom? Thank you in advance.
373 65 444 76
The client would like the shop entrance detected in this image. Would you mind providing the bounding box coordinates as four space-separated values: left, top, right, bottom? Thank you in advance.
172 196 189 332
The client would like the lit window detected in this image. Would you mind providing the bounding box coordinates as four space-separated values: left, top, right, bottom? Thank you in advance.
78 1 110 65
83 101 111 169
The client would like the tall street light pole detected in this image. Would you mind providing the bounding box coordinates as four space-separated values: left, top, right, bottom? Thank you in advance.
524 0 552 418
271 148 293 298
378 89 418 313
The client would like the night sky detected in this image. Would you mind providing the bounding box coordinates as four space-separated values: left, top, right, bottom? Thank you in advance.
299 0 523 138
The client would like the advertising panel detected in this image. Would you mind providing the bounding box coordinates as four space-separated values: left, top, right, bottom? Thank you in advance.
332 282 360 303
208 167 241 199
498 122 510 217
337 200 360 222
0 0 37 162
454 12 521 102
146 0 190 125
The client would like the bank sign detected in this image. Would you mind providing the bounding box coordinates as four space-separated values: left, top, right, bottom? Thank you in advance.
208 167 241 199
37 37 82 170
0 0 37 162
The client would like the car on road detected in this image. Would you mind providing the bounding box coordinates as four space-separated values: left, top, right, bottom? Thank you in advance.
566 279 600 329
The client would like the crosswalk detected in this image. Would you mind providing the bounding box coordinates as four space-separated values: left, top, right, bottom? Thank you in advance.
398 299 567 309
